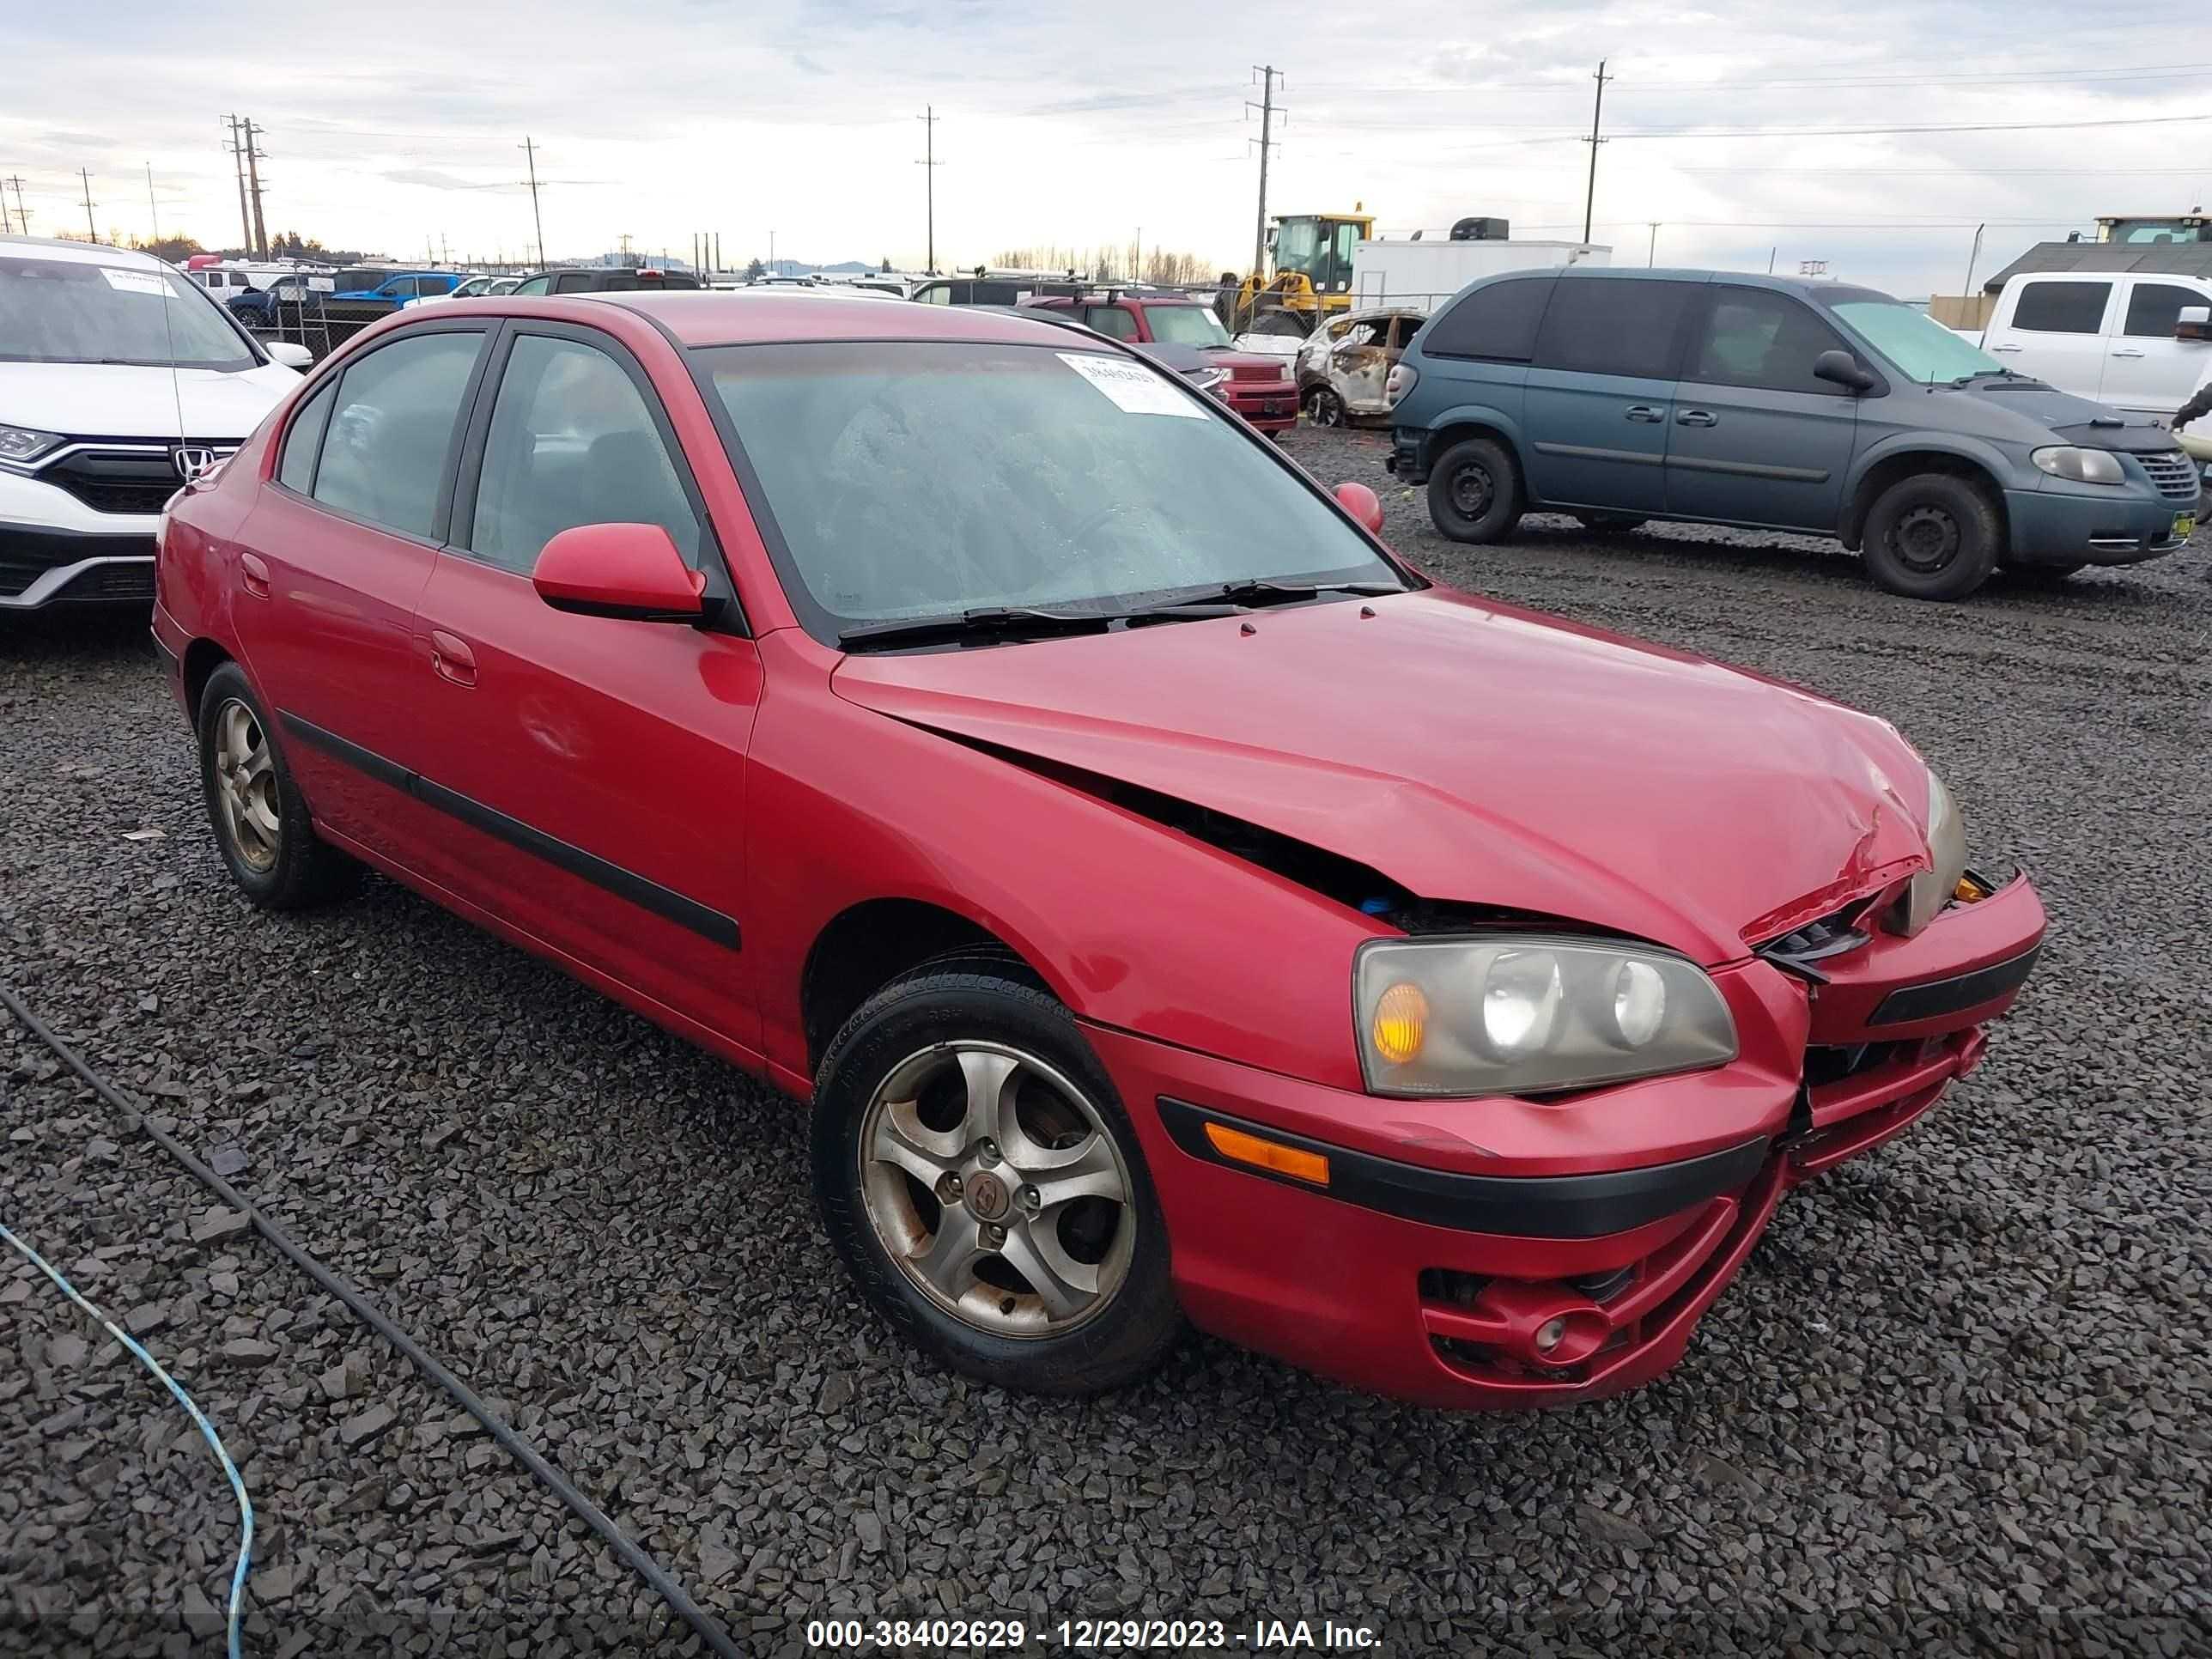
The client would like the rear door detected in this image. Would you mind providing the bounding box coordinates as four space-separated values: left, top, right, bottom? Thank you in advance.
1522 276 1701 513
1665 285 1860 531
230 321 491 862
404 320 760 1040
1982 277 2115 400
2100 279 2212 416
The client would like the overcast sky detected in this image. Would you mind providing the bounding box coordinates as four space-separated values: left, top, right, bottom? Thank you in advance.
8 2 2209 295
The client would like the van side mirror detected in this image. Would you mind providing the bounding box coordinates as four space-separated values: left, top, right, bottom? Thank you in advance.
2178 305 2212 343
533 523 706 623
1814 349 1877 392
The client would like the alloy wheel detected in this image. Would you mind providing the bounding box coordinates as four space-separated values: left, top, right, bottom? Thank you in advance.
857 1041 1134 1338
211 698 281 872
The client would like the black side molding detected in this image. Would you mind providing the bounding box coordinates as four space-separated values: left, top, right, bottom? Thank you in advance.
1158 1098 1768 1240
279 712 740 951
1869 943 2039 1026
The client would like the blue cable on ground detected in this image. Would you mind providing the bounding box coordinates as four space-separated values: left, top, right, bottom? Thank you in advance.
0 1219 253 1659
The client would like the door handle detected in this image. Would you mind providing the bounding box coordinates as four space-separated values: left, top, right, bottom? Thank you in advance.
2110 348 2147 358
428 629 477 688
1990 343 2022 353
239 552 270 600
1624 404 1665 422
1676 409 1718 428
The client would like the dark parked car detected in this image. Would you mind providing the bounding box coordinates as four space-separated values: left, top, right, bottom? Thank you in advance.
506 267 701 295
1386 269 2197 599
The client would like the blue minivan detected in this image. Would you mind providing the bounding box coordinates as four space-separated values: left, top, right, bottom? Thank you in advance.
1385 269 2197 599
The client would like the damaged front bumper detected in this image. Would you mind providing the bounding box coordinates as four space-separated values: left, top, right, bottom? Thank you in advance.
1089 867 2046 1410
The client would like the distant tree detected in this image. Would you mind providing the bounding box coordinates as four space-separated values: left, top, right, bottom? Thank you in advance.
135 234 205 264
881 255 892 273
745 257 766 281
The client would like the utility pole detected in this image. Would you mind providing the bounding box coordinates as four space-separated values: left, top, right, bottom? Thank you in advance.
226 116 252 254
243 119 269 258
714 231 721 274
915 107 941 275
1647 222 1659 266
1580 60 1609 246
4 175 27 236
79 169 97 242
769 228 777 271
146 162 160 243
1960 222 1986 301
1248 66 1281 284
520 137 546 268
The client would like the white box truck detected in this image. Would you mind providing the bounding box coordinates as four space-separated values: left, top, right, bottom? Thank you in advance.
1350 237 1609 313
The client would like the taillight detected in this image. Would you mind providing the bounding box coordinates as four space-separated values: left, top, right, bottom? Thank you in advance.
1384 363 1419 409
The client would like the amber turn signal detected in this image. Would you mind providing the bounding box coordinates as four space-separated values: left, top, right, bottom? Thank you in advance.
1370 981 1429 1066
1203 1121 1330 1187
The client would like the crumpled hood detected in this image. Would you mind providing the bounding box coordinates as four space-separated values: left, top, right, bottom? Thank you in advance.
831 587 1937 963
0 361 299 441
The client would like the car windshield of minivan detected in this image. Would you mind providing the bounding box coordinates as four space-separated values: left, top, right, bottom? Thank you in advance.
704 340 1401 642
0 256 257 370
1821 293 2006 385
1146 306 1233 348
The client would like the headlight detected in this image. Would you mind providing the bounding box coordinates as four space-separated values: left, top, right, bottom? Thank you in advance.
2031 446 2126 486
1186 367 1228 395
1891 770 1967 937
1353 936 1738 1097
0 424 65 469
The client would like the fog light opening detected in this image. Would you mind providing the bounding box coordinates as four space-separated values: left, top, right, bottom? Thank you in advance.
1534 1316 1567 1353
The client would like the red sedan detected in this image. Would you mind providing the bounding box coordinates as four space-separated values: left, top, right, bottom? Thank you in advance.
154 292 2045 1409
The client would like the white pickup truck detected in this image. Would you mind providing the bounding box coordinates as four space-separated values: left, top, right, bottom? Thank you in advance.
1966 270 2212 461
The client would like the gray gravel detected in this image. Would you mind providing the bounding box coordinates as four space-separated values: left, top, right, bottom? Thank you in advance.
3 423 2210 1656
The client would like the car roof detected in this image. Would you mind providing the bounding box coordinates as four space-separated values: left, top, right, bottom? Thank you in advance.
0 234 164 270
579 289 1103 349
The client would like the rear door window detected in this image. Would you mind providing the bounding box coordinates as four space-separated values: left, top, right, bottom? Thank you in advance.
1083 306 1139 341
1534 278 1698 379
312 330 484 539
2010 280 2112 335
1686 287 1853 395
2122 283 2207 337
277 380 337 494
1423 276 1556 362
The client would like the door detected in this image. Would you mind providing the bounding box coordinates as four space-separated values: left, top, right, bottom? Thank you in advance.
406 323 762 1042
230 324 489 861
1328 315 1395 414
1665 286 1861 531
1522 276 1700 513
2100 280 2212 416
1982 278 2115 400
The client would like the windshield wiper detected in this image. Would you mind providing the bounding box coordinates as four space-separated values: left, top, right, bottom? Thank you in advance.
1213 578 1406 608
837 606 1115 652
1948 368 2025 386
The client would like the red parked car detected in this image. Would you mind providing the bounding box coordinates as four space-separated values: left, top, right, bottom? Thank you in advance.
1022 292 1298 435
154 293 2045 1409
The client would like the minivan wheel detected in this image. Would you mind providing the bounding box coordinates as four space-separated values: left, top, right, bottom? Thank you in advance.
1428 437 1524 544
1307 386 1346 428
1860 474 2001 600
195 663 356 909
1573 514 1648 534
811 966 1182 1395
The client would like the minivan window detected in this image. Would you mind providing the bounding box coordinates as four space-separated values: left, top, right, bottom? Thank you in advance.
703 340 1401 641
1686 287 1852 396
312 331 483 539
1820 292 2003 384
2010 281 2111 335
2123 283 2207 338
0 255 258 370
1534 278 1697 380
1422 276 1553 362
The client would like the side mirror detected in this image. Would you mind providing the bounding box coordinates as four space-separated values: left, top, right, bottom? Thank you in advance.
2178 305 2211 343
533 523 706 623
264 340 313 371
1814 349 1877 392
1334 480 1385 534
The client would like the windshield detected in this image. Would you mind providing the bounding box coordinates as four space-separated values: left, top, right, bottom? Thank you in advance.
702 340 1400 642
1273 219 1321 277
0 256 258 370
1145 305 1232 348
1822 295 2005 384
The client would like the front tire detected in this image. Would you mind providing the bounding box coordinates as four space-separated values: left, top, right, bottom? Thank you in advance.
195 662 355 908
1306 386 1346 428
811 967 1182 1395
1427 436 1525 544
1860 473 2001 600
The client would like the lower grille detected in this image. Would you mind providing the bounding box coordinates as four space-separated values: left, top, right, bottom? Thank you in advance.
2139 449 2202 502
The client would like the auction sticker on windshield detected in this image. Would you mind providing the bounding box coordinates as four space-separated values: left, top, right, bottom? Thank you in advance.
100 269 170 297
1059 351 1206 419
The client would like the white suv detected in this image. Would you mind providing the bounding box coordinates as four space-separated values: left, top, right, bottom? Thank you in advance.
1 236 311 611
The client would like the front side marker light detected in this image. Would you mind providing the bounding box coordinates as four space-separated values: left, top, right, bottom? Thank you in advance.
1203 1121 1330 1187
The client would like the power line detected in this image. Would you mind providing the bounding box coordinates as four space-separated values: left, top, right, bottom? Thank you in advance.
1607 112 2212 139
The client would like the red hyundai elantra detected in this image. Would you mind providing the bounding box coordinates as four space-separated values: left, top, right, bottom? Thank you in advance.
154 292 2045 1409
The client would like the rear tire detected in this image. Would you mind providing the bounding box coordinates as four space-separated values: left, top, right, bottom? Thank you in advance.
811 967 1182 1396
1306 386 1346 428
1573 514 1648 534
1860 473 2001 600
195 663 356 909
1427 437 1525 544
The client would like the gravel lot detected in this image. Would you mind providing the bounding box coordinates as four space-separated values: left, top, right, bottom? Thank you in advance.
3 424 2209 1656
